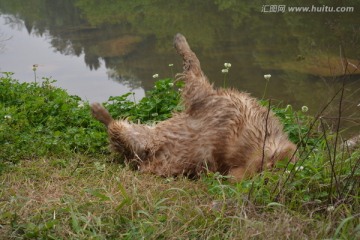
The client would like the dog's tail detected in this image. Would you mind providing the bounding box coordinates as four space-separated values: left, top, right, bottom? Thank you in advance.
91 103 113 127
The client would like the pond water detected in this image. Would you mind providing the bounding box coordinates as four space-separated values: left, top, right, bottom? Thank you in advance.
0 0 359 133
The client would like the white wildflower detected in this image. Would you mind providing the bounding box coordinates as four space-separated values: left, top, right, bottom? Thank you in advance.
295 166 304 171
285 104 292 111
168 82 174 87
357 103 360 107
224 63 232 68
94 162 105 172
264 74 271 81
168 63 174 67
301 106 309 113
327 205 335 212
4 115 11 119
152 74 159 79
285 170 291 174
78 102 85 108
221 69 229 73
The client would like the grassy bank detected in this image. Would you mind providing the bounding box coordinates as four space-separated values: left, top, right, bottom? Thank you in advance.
0 73 359 239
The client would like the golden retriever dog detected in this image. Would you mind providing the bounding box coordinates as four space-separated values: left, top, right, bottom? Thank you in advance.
91 33 297 181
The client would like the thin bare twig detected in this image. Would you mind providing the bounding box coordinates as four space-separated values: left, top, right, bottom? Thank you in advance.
260 99 272 172
332 45 349 197
272 87 343 198
320 117 334 203
248 99 272 202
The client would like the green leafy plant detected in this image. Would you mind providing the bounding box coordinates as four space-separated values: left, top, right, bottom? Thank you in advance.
0 73 108 164
0 74 184 166
105 78 184 123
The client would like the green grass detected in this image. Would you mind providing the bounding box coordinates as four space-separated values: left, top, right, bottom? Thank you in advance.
0 73 359 239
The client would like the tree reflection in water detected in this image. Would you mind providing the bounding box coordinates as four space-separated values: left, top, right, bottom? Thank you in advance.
0 0 359 133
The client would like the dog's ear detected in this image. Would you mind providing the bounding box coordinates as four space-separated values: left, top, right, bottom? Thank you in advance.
91 103 113 127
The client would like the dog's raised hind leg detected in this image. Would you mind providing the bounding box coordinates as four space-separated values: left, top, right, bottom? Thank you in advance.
173 33 214 111
173 33 202 76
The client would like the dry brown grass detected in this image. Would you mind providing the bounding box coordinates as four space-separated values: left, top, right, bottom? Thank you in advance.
0 156 339 239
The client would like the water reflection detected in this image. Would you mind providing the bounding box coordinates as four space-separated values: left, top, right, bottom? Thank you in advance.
0 0 359 131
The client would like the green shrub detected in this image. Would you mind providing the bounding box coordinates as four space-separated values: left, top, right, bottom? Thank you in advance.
105 78 183 123
0 75 183 165
0 73 108 164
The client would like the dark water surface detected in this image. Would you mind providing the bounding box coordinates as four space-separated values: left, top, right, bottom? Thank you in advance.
0 0 359 132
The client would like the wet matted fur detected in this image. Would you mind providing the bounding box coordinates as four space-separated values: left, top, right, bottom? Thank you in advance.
91 33 297 181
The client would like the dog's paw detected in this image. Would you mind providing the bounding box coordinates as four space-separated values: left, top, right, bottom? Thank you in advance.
173 33 190 54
